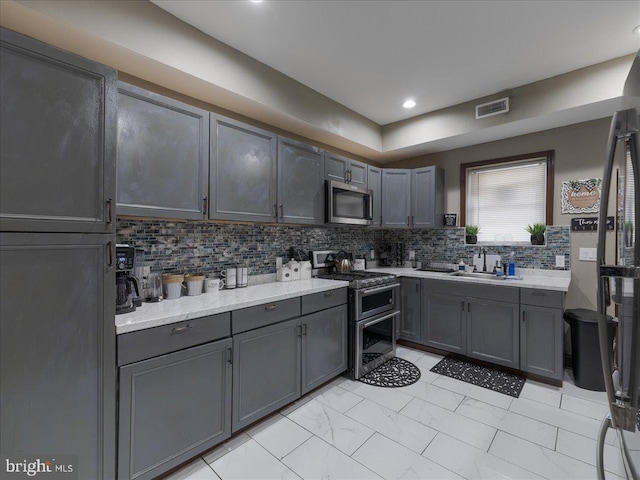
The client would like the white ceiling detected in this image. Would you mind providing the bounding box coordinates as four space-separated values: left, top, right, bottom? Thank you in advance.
152 0 640 126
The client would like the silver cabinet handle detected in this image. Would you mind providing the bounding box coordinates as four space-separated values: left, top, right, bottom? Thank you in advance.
227 347 233 365
107 241 114 268
264 304 278 311
171 325 192 335
532 291 546 296
279 204 284 219
273 203 278 219
323 291 334 297
106 198 113 225
203 197 208 216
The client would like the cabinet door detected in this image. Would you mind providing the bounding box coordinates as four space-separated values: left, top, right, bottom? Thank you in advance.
210 115 277 222
467 298 519 368
302 305 348 394
232 318 301 431
277 137 324 224
412 166 444 228
348 159 368 188
0 28 116 233
382 169 411 228
118 338 232 480
0 233 116 480
116 82 209 220
367 165 382 227
324 151 349 183
520 305 564 380
423 291 466 354
400 278 422 342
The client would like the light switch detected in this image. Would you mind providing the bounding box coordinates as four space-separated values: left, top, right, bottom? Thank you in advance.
555 255 565 268
276 257 283 269
579 248 597 262
409 250 416 260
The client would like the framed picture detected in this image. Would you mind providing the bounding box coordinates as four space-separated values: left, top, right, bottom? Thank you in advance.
561 178 602 214
443 214 457 227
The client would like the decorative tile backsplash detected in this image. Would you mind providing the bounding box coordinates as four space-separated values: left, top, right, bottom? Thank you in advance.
117 220 570 276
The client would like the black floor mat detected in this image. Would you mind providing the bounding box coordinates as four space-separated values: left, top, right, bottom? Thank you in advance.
358 357 421 388
430 357 525 398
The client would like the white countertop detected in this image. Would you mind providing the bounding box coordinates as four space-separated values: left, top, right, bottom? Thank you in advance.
116 278 349 334
366 267 571 292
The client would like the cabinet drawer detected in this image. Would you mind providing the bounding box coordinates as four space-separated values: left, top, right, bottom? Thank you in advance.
232 298 301 334
117 313 231 366
521 288 564 308
464 283 519 303
301 288 347 315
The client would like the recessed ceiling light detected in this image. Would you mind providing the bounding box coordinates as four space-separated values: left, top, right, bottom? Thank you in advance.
403 99 416 109
633 24 640 35
250 0 264 3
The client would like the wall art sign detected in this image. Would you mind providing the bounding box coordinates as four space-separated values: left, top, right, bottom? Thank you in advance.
443 214 457 227
570 216 615 231
561 178 602 214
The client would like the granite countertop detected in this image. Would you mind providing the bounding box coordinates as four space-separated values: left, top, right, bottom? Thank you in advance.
367 267 571 292
116 278 349 335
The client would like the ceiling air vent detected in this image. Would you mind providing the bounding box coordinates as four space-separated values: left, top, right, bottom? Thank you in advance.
475 97 510 119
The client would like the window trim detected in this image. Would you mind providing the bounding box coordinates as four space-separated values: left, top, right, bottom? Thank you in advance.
460 150 555 228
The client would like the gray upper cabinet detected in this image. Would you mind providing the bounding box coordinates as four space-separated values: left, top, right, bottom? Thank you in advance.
399 278 422 342
381 169 411 228
210 114 277 222
367 165 382 227
277 137 324 224
0 27 116 233
301 304 348 394
411 166 444 228
324 151 368 188
1 233 116 480
116 82 209 220
118 338 232 480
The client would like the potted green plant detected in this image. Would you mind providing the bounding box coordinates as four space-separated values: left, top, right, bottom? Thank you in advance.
525 223 546 245
625 221 634 248
465 225 480 244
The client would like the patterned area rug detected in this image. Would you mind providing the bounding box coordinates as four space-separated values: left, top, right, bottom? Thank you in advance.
358 357 421 388
430 357 525 398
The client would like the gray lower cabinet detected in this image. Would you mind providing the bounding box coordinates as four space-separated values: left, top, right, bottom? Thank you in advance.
116 82 209 220
520 288 564 380
232 318 301 432
381 169 411 228
324 151 368 188
0 27 117 233
118 338 232 480
210 114 278 222
301 304 348 394
277 137 324 224
0 233 116 480
466 297 519 368
411 166 444 228
422 287 467 353
399 277 422 342
367 165 382 227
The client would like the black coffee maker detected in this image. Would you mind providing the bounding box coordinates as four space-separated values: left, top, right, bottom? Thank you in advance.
116 245 140 315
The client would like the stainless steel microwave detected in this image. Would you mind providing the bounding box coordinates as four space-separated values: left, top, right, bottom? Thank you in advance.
326 180 373 226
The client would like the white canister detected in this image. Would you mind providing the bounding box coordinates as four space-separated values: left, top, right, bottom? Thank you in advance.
353 259 366 271
276 267 292 282
287 260 300 280
300 260 312 279
184 274 204 296
204 276 221 293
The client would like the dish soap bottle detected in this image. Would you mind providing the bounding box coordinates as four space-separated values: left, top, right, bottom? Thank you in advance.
508 252 516 276
458 259 466 271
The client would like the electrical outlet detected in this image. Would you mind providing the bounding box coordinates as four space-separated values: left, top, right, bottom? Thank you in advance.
142 266 151 277
579 248 597 262
276 257 283 269
555 255 565 268
409 250 415 260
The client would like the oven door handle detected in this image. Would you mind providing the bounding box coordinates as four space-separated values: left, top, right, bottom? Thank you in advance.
359 310 400 329
359 283 400 297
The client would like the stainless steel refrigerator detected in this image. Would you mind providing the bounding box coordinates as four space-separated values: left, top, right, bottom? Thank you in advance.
596 106 639 479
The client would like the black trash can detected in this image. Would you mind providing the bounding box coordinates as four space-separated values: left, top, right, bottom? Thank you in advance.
564 308 616 391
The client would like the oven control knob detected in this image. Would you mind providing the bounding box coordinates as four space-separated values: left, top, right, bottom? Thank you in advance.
118 262 125 270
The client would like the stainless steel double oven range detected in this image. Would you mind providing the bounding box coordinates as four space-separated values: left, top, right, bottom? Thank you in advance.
311 251 400 380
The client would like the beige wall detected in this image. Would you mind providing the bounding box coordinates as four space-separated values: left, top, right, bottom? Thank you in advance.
390 118 621 311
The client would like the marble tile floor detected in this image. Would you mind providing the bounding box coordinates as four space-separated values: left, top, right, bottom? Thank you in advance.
163 346 630 480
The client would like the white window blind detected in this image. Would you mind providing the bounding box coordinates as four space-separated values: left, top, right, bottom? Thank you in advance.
467 159 547 242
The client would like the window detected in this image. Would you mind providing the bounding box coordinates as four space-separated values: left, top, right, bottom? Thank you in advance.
461 151 554 243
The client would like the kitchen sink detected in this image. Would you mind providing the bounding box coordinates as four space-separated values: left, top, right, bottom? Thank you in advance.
448 271 509 280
